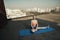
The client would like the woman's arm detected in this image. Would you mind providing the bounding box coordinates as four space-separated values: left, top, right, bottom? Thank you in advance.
31 21 32 27
37 23 38 27
31 21 34 29
36 20 38 27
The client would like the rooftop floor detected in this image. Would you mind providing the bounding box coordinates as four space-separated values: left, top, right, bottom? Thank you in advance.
0 13 60 40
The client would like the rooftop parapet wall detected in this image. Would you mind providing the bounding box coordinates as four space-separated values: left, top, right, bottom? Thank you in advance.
0 0 7 27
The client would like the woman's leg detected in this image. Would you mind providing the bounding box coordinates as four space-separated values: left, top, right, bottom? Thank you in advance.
37 26 49 30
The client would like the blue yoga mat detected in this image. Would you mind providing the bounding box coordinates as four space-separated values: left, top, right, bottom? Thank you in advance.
18 26 55 36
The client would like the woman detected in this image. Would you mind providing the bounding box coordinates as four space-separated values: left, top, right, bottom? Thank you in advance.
30 15 49 33
31 15 38 33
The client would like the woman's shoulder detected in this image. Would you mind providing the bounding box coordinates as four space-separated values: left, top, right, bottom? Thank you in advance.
31 20 37 22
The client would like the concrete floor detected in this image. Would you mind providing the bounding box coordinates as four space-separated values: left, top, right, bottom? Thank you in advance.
0 13 60 40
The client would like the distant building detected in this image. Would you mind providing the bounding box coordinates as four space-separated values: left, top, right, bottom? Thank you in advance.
51 7 60 13
55 7 60 12
6 8 26 19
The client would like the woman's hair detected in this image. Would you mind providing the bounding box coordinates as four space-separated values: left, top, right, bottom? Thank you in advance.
33 15 35 20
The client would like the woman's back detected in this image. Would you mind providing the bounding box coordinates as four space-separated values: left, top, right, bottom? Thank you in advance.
31 20 38 27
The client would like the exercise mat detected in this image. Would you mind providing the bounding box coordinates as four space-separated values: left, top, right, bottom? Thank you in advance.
18 26 55 36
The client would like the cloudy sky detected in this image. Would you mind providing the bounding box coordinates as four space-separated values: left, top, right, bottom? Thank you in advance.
4 0 60 9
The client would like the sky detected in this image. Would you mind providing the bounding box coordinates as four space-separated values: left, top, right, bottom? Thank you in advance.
4 0 60 9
